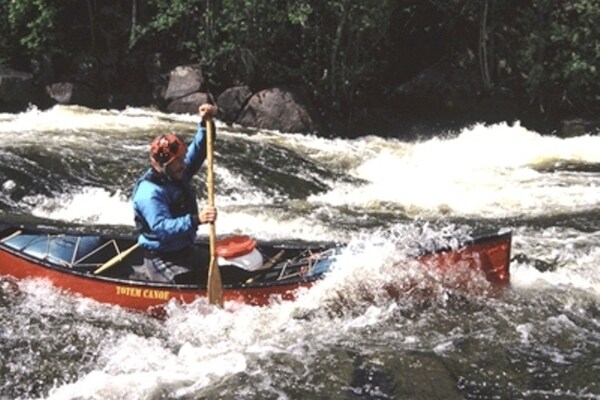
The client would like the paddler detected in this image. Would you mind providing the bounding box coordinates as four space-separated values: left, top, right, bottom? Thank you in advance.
132 103 218 284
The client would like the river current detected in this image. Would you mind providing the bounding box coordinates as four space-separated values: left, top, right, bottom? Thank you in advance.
0 105 598 400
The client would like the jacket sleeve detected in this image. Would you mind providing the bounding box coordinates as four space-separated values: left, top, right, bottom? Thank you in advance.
183 120 216 180
134 181 199 243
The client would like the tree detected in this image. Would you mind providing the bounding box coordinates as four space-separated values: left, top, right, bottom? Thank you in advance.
515 0 600 115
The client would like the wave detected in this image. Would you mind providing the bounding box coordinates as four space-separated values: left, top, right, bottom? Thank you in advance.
2 107 599 227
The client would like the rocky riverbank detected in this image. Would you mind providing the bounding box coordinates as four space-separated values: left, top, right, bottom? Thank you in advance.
1 64 598 139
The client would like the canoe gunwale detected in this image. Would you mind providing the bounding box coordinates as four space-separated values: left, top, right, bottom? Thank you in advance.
0 224 329 291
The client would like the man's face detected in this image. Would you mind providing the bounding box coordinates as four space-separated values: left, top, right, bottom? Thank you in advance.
165 156 185 180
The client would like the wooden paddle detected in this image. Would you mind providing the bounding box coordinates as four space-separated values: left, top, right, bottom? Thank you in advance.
94 243 139 275
205 116 224 307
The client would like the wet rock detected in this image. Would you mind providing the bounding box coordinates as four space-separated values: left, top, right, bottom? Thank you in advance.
46 82 99 107
166 92 214 114
216 85 253 123
164 64 204 100
236 86 321 133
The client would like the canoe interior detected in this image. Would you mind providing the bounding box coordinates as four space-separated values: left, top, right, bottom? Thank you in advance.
0 222 338 290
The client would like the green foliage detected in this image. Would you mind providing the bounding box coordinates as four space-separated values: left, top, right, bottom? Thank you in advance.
7 0 58 56
287 2 312 26
513 0 600 112
0 1 13 65
1 0 600 118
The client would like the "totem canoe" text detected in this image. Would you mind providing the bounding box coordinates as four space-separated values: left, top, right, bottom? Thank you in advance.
116 286 170 300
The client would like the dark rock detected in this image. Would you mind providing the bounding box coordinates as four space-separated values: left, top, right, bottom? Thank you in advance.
46 82 99 107
391 64 481 115
559 118 600 137
164 64 204 100
236 86 321 133
216 85 253 123
166 92 213 114
0 67 37 111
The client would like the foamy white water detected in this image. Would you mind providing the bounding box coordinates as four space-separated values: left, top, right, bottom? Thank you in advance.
4 108 598 228
40 224 476 399
511 226 600 295
0 104 199 135
303 122 600 218
1 105 599 400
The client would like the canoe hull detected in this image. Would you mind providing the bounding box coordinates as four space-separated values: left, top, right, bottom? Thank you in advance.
0 248 313 313
0 223 511 314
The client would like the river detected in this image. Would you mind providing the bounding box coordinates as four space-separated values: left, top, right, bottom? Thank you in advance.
0 105 599 400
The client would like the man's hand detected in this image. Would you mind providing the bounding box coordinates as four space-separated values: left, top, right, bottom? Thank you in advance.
199 104 217 121
199 206 217 224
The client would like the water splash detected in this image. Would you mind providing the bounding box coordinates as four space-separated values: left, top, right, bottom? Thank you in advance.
26 187 132 225
33 222 490 399
299 122 600 219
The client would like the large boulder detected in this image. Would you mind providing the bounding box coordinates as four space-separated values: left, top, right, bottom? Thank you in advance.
164 64 204 101
46 82 99 107
216 85 253 123
236 86 321 133
0 67 37 111
166 92 213 114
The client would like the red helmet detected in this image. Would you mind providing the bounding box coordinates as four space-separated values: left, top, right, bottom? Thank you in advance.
150 133 187 169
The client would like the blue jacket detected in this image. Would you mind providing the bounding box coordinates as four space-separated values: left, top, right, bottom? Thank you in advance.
132 122 212 252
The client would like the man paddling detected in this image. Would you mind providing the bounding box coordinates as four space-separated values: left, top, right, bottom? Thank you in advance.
132 104 218 284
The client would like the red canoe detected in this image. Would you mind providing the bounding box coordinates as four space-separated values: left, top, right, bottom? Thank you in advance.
0 221 511 314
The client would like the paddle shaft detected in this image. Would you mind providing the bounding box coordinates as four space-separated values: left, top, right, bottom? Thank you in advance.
94 243 139 275
205 117 224 307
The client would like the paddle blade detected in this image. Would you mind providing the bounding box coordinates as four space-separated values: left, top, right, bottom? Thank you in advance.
207 257 223 306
